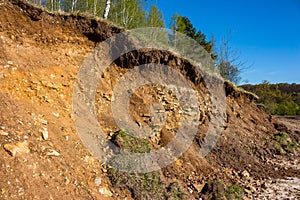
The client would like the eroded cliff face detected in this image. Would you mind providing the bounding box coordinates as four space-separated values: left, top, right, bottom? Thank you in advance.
0 0 299 199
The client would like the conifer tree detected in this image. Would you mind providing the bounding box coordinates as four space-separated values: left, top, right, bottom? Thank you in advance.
146 5 165 28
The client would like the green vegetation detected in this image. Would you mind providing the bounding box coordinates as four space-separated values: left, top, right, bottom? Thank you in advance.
27 0 244 84
225 184 245 200
165 182 185 200
29 0 166 29
107 130 185 199
108 130 164 199
273 132 300 154
113 130 152 153
241 82 300 115
203 180 244 200
170 14 216 60
108 169 166 199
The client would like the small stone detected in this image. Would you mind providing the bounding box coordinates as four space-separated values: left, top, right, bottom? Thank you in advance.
102 168 107 173
3 141 30 157
246 185 256 193
65 176 70 185
38 118 48 125
175 159 182 167
52 112 59 118
39 127 48 140
0 130 8 136
46 149 60 156
188 186 193 194
244 189 251 194
193 183 205 192
94 177 102 186
242 170 250 178
142 113 151 117
249 186 256 192
99 185 113 197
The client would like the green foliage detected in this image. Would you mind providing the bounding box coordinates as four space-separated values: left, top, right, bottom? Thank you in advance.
241 82 300 115
34 0 166 29
108 0 146 29
146 5 165 28
203 180 244 200
108 169 166 200
167 183 185 200
170 14 217 60
273 132 300 154
225 185 245 200
107 130 165 199
114 130 152 153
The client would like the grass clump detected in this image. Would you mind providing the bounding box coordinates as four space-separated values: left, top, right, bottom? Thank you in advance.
107 130 165 199
166 182 185 200
112 130 152 153
108 169 166 200
225 184 245 200
200 180 244 200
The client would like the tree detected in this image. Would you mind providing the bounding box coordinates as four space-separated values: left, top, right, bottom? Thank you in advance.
170 14 217 60
216 35 246 84
146 5 165 28
103 0 111 19
108 0 146 29
46 0 61 11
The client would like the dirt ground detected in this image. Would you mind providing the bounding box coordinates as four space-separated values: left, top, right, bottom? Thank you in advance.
0 0 299 199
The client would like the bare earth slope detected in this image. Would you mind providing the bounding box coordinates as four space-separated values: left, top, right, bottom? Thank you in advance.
0 0 299 199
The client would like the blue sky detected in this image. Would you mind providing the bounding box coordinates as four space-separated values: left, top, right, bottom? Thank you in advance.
146 0 300 84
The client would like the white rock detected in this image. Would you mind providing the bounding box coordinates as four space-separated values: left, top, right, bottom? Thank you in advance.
52 112 59 118
99 186 113 197
94 177 102 186
39 127 48 140
0 130 8 136
46 149 60 156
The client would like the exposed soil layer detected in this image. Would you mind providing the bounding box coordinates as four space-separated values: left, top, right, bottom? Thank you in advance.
0 0 299 199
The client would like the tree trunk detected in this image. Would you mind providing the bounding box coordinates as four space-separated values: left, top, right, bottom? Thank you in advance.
103 0 111 19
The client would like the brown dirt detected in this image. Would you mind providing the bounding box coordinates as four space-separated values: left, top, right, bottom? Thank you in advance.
0 0 299 199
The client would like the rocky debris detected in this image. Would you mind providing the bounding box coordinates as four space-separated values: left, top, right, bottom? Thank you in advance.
199 181 227 200
99 185 113 197
39 127 48 140
241 170 250 178
252 177 300 200
3 141 30 157
94 177 102 186
0 130 9 136
46 149 60 156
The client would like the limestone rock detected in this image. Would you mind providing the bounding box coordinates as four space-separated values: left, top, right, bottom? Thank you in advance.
3 141 30 157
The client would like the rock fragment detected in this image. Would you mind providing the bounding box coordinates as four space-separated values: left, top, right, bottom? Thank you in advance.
0 130 9 136
46 149 60 156
98 185 113 197
3 141 30 157
39 127 48 140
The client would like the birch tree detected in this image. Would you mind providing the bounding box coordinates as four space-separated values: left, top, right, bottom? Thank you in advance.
103 0 110 19
108 0 146 29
